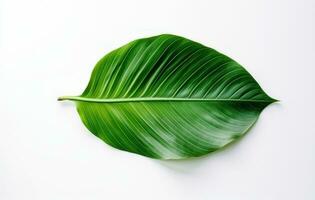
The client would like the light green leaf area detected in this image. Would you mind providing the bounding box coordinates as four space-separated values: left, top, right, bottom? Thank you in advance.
59 34 276 159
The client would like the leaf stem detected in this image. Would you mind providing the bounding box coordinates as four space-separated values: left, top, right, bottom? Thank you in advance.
58 96 278 103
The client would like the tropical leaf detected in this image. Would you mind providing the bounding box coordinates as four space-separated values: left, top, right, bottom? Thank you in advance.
58 34 276 159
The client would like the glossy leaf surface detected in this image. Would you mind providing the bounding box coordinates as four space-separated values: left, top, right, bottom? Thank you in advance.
59 34 276 159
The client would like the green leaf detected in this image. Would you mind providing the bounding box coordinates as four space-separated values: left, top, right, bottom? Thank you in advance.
59 34 276 159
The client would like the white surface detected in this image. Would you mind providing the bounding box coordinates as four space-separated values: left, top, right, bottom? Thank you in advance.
1 0 314 199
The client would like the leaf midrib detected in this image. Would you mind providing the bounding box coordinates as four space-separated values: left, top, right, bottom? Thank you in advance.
58 96 276 103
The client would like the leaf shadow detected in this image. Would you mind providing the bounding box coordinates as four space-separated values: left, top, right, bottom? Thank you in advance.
154 102 281 174
154 133 250 174
58 100 75 108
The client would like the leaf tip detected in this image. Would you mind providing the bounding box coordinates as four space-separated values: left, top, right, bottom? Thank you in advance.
272 98 280 103
268 98 280 104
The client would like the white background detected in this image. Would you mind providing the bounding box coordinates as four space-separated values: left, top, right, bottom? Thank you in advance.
1 0 315 199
